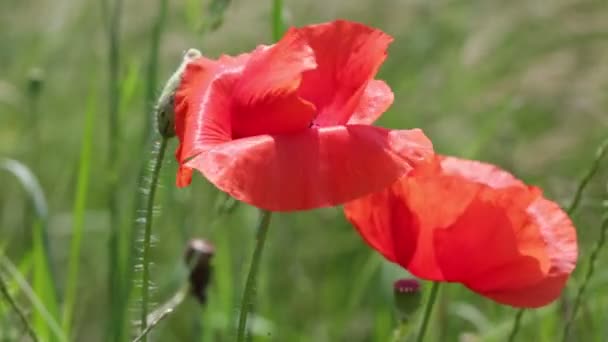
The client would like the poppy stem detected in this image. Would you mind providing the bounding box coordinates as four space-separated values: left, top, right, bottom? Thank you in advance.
139 137 169 342
415 282 441 342
508 138 608 341
507 308 525 342
562 214 608 342
236 210 273 342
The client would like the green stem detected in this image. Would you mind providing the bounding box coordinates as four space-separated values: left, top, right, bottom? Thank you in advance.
143 0 168 144
562 215 608 341
391 320 410 342
139 137 169 341
507 309 524 342
236 210 273 342
564 139 608 216
133 285 188 342
509 138 608 341
271 0 284 41
415 282 441 342
0 272 39 342
103 0 124 339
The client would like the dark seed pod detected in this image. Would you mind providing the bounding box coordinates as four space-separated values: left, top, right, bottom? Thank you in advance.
184 238 215 304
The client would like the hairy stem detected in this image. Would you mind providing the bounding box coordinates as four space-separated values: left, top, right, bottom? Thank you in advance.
139 137 169 342
236 210 273 342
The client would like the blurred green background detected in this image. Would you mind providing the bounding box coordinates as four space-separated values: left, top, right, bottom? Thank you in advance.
1 0 607 341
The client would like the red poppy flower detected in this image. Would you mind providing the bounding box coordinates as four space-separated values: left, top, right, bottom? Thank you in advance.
344 156 578 308
173 20 434 211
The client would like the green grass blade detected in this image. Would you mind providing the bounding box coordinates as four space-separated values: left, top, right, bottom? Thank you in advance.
61 88 97 338
0 159 61 341
1 251 65 341
32 219 60 342
0 266 39 341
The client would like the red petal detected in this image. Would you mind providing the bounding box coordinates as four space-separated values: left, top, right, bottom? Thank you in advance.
231 29 318 138
295 20 394 126
344 156 578 308
174 55 248 186
467 196 576 307
440 156 525 189
185 126 433 211
343 185 419 265
173 33 319 186
347 80 394 125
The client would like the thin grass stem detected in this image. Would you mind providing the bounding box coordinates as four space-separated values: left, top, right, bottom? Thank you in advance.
236 210 273 342
508 138 608 341
0 272 39 342
61 89 96 339
133 285 188 342
102 0 125 339
143 0 168 144
562 215 608 341
0 255 66 342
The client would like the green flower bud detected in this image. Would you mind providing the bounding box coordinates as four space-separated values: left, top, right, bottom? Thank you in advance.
156 48 202 138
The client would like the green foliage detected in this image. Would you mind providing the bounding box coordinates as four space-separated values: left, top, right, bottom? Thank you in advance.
0 0 607 341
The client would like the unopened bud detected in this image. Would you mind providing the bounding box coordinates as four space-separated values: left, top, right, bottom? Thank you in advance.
393 278 422 321
27 68 44 96
157 48 202 138
184 238 215 304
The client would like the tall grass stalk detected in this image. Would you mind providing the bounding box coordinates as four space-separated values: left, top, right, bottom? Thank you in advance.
0 272 39 342
236 210 273 342
143 0 168 144
509 138 608 341
61 90 96 338
139 137 169 342
101 0 125 339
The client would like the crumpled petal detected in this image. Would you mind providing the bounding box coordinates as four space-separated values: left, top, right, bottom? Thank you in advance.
174 31 320 186
348 80 394 125
344 156 578 308
232 29 318 138
295 20 394 126
185 127 433 211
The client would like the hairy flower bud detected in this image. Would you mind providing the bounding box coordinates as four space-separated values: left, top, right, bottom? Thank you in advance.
157 48 202 138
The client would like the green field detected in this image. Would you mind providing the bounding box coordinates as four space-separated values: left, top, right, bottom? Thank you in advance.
1 0 607 341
